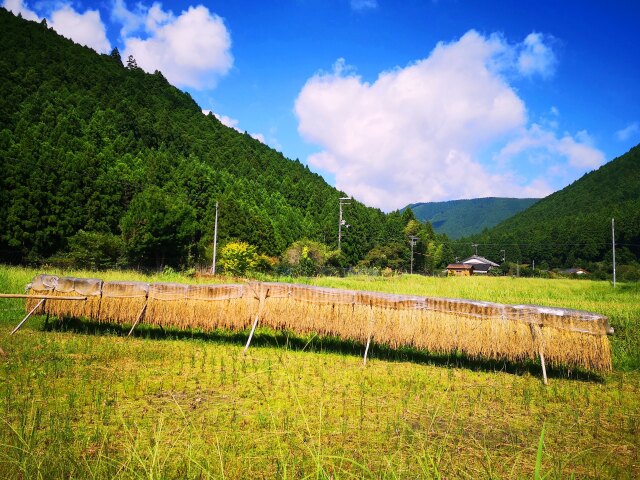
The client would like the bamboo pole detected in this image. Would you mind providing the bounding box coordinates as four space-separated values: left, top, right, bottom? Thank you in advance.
11 298 45 335
363 333 372 366
0 294 87 300
529 323 548 385
539 349 548 386
127 303 148 337
363 305 375 366
243 288 269 355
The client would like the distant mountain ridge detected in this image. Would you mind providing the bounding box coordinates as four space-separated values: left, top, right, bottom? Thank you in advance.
407 197 540 239
462 145 640 272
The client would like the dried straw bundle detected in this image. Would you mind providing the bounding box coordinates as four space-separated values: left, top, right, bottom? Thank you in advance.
29 276 102 319
99 281 149 325
146 283 189 329
512 305 612 371
267 284 360 338
23 274 613 372
25 274 59 313
187 284 251 331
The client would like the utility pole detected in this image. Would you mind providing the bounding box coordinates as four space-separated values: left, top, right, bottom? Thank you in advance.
612 218 616 288
472 243 479 256
500 249 506 263
409 235 418 274
338 197 351 251
211 201 219 275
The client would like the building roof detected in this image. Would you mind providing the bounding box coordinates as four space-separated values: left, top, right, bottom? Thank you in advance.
461 255 500 267
447 263 474 270
562 268 589 275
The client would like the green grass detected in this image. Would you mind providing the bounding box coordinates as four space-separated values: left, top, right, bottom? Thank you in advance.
1 266 639 478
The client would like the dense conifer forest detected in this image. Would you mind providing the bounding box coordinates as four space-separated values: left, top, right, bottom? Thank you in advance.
407 197 539 239
0 9 449 273
456 145 640 279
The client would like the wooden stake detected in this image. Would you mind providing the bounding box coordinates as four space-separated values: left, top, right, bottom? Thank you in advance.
127 303 147 337
363 333 372 366
363 305 375 366
243 288 269 355
529 323 548 386
539 349 548 386
11 298 45 335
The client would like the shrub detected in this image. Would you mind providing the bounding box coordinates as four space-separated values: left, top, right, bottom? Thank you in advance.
218 241 258 276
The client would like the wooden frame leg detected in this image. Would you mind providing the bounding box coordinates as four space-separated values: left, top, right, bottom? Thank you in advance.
539 349 548 385
363 305 375 367
363 333 372 366
11 299 45 335
243 288 269 355
529 323 548 386
127 303 147 337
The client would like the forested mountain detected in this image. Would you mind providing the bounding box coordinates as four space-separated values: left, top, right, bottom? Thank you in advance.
406 197 539 239
458 145 640 277
0 9 449 272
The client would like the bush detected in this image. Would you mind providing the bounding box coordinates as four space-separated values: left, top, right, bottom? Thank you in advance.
218 241 258 276
282 239 331 277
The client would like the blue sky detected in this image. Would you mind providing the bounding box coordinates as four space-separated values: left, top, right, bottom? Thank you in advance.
5 0 640 211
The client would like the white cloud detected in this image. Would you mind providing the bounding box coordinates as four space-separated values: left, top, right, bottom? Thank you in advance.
615 122 639 141
517 32 556 78
3 0 39 21
350 0 378 11
213 112 240 129
295 30 601 211
497 124 605 170
112 0 146 38
122 4 233 89
203 110 276 147
49 6 111 54
3 0 111 54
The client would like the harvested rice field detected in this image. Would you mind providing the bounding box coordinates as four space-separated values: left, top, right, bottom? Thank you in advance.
1 265 639 478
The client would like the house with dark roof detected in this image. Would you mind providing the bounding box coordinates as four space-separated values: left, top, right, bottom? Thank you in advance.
461 255 500 274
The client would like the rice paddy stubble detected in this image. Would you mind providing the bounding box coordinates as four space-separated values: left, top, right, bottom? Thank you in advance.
0 265 639 478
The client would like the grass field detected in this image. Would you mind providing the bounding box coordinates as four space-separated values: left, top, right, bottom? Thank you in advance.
0 265 639 478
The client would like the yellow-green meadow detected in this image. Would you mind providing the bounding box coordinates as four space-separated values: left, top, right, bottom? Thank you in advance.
1 266 638 478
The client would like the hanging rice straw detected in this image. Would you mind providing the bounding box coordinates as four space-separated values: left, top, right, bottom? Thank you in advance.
23 274 613 372
187 284 250 331
100 281 149 324
27 275 102 319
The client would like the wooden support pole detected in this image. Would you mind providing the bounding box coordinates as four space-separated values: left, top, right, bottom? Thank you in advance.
363 305 375 366
0 294 86 300
243 313 260 355
529 323 548 386
127 303 147 337
363 333 372 366
243 288 269 355
10 298 45 335
539 349 548 386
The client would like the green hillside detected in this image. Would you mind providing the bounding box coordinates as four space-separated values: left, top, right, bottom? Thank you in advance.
460 145 640 276
407 197 539 239
0 10 447 270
